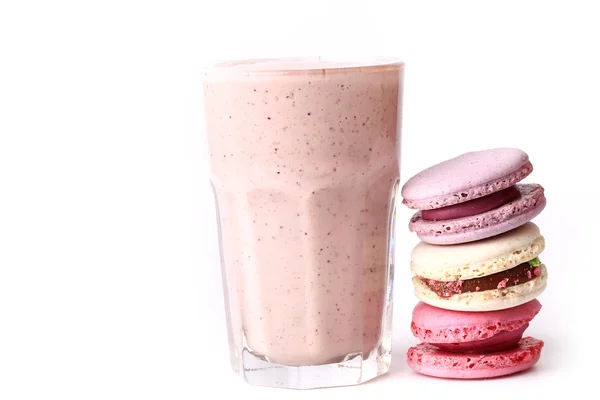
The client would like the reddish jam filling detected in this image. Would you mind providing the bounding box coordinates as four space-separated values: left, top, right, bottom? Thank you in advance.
421 261 542 298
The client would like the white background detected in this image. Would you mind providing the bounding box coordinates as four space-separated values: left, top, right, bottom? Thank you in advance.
0 0 597 398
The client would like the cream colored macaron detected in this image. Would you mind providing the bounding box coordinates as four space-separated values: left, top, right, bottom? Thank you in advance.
410 222 548 311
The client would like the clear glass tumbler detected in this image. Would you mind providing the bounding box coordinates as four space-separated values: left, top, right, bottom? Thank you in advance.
203 58 404 389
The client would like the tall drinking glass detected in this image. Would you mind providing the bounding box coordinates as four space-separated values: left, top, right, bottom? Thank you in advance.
203 58 404 389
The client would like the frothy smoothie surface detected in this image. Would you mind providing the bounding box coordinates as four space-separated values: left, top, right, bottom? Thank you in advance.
204 58 403 368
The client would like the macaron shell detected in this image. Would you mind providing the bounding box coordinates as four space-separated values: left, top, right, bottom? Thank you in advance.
413 265 548 312
407 337 544 379
411 222 545 281
410 184 546 245
402 148 532 210
411 300 542 343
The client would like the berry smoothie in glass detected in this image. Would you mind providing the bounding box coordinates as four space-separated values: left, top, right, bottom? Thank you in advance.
203 58 404 389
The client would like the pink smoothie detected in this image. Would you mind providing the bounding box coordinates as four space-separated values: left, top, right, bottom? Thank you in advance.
203 58 403 367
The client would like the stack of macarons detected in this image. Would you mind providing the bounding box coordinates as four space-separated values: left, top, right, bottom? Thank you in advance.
401 148 548 379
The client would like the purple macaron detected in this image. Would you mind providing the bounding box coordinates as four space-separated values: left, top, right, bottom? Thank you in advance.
401 148 546 245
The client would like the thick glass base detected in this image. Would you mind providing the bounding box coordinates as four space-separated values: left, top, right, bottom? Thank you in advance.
230 341 391 389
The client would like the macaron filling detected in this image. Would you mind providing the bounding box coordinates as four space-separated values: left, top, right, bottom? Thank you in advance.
420 258 542 298
431 324 528 353
421 185 521 221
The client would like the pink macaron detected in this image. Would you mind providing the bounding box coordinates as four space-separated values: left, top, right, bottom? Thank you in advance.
401 148 546 245
407 338 544 379
407 300 544 379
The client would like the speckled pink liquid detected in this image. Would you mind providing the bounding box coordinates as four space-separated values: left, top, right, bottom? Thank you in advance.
203 58 403 388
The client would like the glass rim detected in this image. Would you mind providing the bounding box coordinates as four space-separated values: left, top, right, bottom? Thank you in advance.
203 57 404 78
